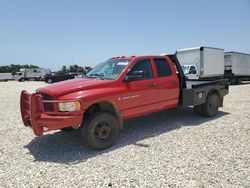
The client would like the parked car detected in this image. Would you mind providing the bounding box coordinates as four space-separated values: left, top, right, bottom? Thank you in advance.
20 54 228 150
44 72 79 83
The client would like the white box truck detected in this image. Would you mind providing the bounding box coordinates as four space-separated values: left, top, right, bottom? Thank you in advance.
0 73 13 81
14 68 51 81
176 47 224 80
224 52 250 84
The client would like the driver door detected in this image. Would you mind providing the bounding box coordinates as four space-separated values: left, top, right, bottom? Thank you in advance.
119 59 158 118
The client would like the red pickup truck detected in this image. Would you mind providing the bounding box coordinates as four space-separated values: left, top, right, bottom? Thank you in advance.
20 54 228 150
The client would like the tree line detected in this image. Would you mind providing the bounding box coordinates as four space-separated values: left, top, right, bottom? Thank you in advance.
59 65 92 74
0 64 39 75
0 64 92 75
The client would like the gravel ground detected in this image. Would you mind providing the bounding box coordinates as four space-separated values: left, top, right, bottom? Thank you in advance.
0 81 249 188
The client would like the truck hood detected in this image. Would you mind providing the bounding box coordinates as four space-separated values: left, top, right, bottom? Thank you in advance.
37 78 114 97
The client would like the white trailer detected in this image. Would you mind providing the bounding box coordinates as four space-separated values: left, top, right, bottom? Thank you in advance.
0 73 13 81
224 52 250 84
14 68 51 81
176 47 224 80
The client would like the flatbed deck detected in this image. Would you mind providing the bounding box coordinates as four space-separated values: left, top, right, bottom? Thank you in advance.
182 79 229 107
186 80 228 89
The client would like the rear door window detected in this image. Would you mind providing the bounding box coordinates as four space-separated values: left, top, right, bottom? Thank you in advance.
153 58 172 77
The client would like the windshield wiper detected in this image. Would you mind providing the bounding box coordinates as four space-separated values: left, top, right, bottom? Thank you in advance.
86 73 115 80
86 73 105 80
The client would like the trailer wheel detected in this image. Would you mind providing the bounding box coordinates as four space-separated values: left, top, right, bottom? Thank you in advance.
202 93 219 117
230 77 240 85
81 112 119 150
236 78 241 85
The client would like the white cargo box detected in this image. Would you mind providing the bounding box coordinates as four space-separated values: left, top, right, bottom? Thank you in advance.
0 73 13 81
176 47 224 79
224 52 250 76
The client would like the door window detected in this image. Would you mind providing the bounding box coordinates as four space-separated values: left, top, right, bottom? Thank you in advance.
189 66 197 74
153 58 172 77
127 59 153 79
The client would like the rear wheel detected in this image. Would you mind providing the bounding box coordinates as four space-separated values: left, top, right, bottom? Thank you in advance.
81 112 119 150
202 93 219 117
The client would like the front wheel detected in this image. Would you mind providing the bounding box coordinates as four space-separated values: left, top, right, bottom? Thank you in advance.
81 112 119 150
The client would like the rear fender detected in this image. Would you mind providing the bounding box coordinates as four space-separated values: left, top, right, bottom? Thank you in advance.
207 89 223 107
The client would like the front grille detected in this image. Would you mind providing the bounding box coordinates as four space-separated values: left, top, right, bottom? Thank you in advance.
41 94 54 111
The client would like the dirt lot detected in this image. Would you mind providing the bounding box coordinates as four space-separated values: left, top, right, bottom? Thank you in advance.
0 81 249 187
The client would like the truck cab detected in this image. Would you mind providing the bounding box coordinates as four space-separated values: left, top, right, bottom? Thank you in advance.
14 72 24 81
20 55 228 150
181 64 199 80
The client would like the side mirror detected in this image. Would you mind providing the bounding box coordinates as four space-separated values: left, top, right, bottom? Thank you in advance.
124 70 144 82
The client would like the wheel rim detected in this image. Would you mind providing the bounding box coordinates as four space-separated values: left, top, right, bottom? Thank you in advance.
94 122 111 140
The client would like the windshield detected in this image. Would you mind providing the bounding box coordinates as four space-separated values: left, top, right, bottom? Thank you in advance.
86 59 130 80
15 72 23 76
181 66 189 74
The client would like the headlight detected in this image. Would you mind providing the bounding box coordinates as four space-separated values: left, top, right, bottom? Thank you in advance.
58 101 81 112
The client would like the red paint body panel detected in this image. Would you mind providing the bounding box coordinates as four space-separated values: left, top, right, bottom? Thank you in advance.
20 55 181 136
37 78 114 97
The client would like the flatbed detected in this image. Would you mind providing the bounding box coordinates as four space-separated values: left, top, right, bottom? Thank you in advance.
185 80 227 89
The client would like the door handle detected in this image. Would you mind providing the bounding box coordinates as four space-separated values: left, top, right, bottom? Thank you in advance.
171 80 177 85
148 83 156 87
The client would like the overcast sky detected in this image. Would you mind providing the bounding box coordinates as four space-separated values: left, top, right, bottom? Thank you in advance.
0 0 250 71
